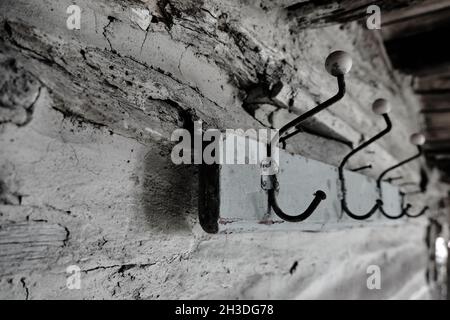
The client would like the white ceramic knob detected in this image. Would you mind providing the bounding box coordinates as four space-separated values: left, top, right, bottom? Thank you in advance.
325 51 352 76
410 133 426 146
372 99 391 115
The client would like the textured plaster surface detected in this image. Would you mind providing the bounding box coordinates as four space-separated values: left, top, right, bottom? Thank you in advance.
0 0 442 299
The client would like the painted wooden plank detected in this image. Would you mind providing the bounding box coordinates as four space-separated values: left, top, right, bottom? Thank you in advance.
199 133 403 233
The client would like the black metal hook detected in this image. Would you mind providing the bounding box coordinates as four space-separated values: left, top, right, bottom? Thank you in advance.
377 186 409 220
400 193 429 218
338 99 392 220
377 133 428 219
263 51 352 222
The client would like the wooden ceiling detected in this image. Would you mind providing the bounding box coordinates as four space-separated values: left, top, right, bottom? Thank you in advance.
380 0 450 182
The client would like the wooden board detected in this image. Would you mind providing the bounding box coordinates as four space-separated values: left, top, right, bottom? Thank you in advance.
199 133 403 233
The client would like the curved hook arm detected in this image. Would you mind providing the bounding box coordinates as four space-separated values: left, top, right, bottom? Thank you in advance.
405 205 429 218
265 75 346 222
378 203 408 219
401 193 429 218
268 189 326 222
377 146 423 187
276 75 346 147
339 113 392 220
377 146 427 218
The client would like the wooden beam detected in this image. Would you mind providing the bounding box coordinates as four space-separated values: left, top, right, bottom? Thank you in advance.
414 73 450 93
424 147 450 154
421 108 450 114
382 6 450 41
424 113 450 129
410 62 450 78
424 140 450 149
382 0 450 24
419 93 450 111
424 129 450 141
286 0 426 28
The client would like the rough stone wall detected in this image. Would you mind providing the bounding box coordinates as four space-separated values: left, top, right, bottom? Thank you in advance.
0 0 446 299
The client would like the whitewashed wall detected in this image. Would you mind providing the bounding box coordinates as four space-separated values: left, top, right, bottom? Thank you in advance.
0 0 446 299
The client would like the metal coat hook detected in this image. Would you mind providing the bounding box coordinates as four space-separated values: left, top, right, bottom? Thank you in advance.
262 51 352 222
400 192 429 218
338 99 392 220
377 133 429 219
399 168 428 194
377 191 409 220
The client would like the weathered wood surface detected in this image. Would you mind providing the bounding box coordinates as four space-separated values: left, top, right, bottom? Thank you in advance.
0 0 444 299
381 2 450 41
0 0 429 177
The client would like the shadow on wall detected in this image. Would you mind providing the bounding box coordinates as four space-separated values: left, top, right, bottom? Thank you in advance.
133 143 198 234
